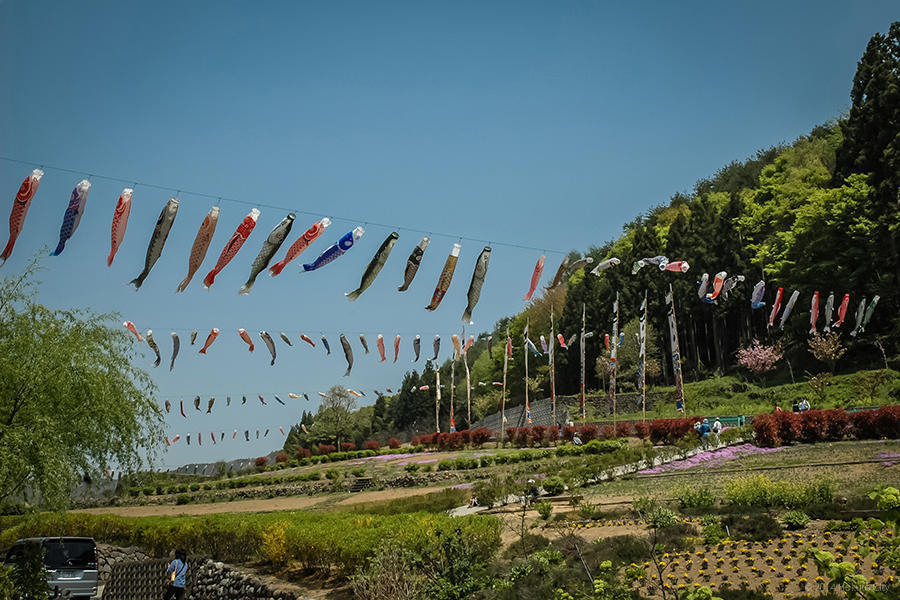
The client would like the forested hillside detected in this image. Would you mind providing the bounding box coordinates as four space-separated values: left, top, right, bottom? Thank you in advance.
287 22 900 446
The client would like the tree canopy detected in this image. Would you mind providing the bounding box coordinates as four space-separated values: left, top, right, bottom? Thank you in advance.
0 258 162 508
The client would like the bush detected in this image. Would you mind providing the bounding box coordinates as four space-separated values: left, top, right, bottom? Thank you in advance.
616 421 632 438
341 442 356 452
471 428 492 446
295 447 311 459
753 405 900 446
404 463 419 473
325 469 340 481
585 535 648 566
351 468 366 477
599 424 615 440
721 513 782 541
388 437 401 449
542 476 565 495
701 514 725 544
176 494 191 505
546 426 559 444
254 456 268 470
437 459 456 471
725 474 832 508
675 485 716 509
633 421 650 439
578 502 606 520
584 438 626 454
530 425 547 445
318 444 336 455
535 500 553 520
275 451 289 464
515 427 530 447
579 424 600 441
189 483 200 492
782 510 811 530
649 417 700 444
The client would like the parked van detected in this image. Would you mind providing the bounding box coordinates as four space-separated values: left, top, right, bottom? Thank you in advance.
3 537 99 599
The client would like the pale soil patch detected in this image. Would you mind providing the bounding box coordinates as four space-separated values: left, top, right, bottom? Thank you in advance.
74 495 328 517
332 485 451 506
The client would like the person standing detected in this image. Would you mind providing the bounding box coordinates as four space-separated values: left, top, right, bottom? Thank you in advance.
163 549 188 600
711 417 722 444
799 399 810 412
700 418 711 449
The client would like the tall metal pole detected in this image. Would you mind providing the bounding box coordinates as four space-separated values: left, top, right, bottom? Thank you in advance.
435 370 441 433
580 303 586 420
639 290 648 422
501 327 509 441
550 307 556 427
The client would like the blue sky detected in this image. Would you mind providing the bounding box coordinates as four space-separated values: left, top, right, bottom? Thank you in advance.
1 1 895 468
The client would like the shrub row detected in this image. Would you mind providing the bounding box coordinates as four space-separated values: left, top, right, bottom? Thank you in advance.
724 474 833 509
0 511 501 575
752 406 900 447
411 428 493 449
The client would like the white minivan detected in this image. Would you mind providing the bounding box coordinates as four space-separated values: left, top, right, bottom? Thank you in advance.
3 537 99 599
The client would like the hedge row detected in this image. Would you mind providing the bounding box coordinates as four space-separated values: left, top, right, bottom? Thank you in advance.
0 511 501 575
752 406 900 447
411 428 493 449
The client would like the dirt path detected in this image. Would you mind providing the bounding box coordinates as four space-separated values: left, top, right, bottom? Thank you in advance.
76 485 454 517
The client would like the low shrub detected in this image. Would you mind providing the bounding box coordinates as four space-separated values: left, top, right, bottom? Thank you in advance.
578 502 606 520
781 510 811 530
725 474 832 508
324 469 340 481
535 500 553 520
295 447 311 459
753 405 900 446
675 485 716 509
275 451 289 464
437 459 456 471
254 457 268 470
189 483 200 492
502 533 550 559
318 444 336 455
542 476 565 495
404 463 420 473
579 424 600 441
364 440 380 451
600 425 615 440
471 428 492 446
584 534 647 566
701 514 725 544
615 421 632 438
583 438 626 454
388 437 401 449
175 494 190 505
633 421 650 439
341 442 356 452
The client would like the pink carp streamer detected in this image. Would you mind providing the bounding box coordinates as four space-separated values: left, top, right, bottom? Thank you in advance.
2 169 43 264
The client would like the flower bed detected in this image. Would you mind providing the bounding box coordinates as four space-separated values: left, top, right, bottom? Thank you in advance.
638 443 788 474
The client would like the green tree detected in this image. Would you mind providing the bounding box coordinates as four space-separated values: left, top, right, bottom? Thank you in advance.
0 258 162 509
309 385 357 448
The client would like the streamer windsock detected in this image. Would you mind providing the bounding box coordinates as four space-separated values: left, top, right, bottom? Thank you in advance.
721 274 745 300
232 430 237 439
632 256 668 274
180 400 186 418
698 273 710 299
186 435 190 446
750 280 766 310
199 328 219 354
412 335 421 362
376 334 386 362
258 395 267 406
426 243 461 310
850 297 867 336
340 334 353 376
279 427 285 436
321 336 331 355
809 291 820 334
557 333 568 349
549 256 570 289
525 337 542 357
664 260 690 273
823 292 835 333
240 213 295 294
165 399 171 413
106 188 132 267
2 169 43 264
359 334 370 354
463 335 474 354
704 271 727 302
288 393 301 399
768 288 784 327
302 226 364 272
238 329 254 351
226 396 231 406
347 231 399 300
279 332 292 346
242 395 247 405
398 236 430 291
523 254 545 300
123 321 143 341
203 208 259 288
860 295 880 333
51 180 91 256
207 397 214 413
451 334 461 359
244 430 250 442
300 333 315 348
431 335 440 361
129 197 179 290
487 335 493 358
462 246 491 323
590 257 620 276
194 396 201 411
274 395 285 406
270 217 330 276
190 330 197 345
176 206 219 291
169 332 179 371
393 334 401 363
260 331 277 365
665 285 684 409
779 290 800 329
540 335 548 354
145 330 161 367
604 333 610 351
833 293 850 328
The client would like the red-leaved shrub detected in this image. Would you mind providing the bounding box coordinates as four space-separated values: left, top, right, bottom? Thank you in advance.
752 414 780 447
254 456 268 468
388 437 402 449
516 427 531 447
562 425 576 442
547 426 559 444
460 430 472 446
634 421 650 439
295 447 311 459
616 422 632 438
579 424 600 442
318 444 336 455
506 428 518 443
600 425 615 440
275 451 289 464
341 442 356 452
530 425 547 445
364 440 380 451
471 428 492 446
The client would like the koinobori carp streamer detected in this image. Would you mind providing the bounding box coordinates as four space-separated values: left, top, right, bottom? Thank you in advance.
346 231 399 300
204 208 259 289
302 226 364 272
107 188 132 267
51 180 91 256
426 243 461 310
1 169 43 264
239 212 295 295
129 198 179 290
177 206 219 292
270 217 330 276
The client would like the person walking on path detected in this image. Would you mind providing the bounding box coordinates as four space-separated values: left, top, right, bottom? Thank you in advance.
163 549 188 600
700 418 712 450
711 417 722 445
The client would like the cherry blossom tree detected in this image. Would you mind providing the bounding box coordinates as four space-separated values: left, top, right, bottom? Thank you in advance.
736 339 783 386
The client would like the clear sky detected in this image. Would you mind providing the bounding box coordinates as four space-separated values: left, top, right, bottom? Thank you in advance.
1 1 895 468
